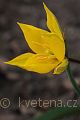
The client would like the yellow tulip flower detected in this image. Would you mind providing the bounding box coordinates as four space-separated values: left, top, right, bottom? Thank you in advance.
5 3 68 74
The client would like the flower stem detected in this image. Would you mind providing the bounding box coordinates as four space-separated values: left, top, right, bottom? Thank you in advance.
68 57 80 64
67 63 80 96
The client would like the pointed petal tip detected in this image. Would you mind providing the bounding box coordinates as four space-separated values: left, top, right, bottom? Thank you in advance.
17 22 23 27
4 61 11 65
4 61 19 66
4 60 18 65
17 22 31 29
17 22 20 25
43 2 45 6
43 2 47 10
17 22 27 28
17 22 27 32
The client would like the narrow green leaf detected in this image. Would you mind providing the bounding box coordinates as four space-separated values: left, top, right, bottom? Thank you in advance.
33 106 80 120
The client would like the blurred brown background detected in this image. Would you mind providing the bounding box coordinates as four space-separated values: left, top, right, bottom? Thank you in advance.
0 0 80 120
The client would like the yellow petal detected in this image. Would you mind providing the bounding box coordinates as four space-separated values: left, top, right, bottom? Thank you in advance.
42 33 65 61
53 58 68 74
18 22 65 61
17 22 50 54
43 3 63 40
5 52 60 73
4 53 34 67
25 54 60 73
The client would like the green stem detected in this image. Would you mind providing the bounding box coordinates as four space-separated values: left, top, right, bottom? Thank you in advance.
67 63 80 96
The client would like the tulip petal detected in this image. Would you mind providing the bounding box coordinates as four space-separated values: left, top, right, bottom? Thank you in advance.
53 58 68 74
25 54 59 73
17 22 50 54
5 53 59 73
4 53 34 67
42 33 65 61
43 3 63 40
18 22 65 61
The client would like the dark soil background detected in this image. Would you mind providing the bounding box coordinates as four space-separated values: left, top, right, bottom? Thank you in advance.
0 0 80 120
